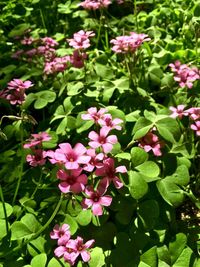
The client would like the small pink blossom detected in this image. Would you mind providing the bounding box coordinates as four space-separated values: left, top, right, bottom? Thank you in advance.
3 79 33 105
138 131 164 156
79 0 111 10
169 105 188 119
88 128 118 153
95 157 126 189
57 168 88 193
82 183 112 216
44 56 70 75
26 149 47 167
67 237 94 263
98 114 123 131
169 61 200 89
24 132 51 148
52 143 91 169
190 121 200 136
21 36 34 45
41 37 58 47
70 50 87 68
67 30 95 50
50 224 71 246
185 107 200 120
110 32 150 54
81 107 108 123
54 243 77 266
83 148 104 172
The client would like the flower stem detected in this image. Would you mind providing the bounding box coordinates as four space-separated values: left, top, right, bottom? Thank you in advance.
0 185 9 236
12 118 24 205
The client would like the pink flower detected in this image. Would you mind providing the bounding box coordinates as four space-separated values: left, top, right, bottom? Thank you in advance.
26 149 47 167
169 61 200 89
95 157 126 189
41 37 58 47
169 105 188 119
21 36 34 45
82 183 112 216
79 0 111 10
83 148 104 172
138 131 164 156
81 107 108 123
24 132 51 148
3 79 33 105
67 236 95 263
70 50 87 68
88 128 118 153
190 121 200 136
50 224 71 246
53 143 91 169
67 30 95 50
57 168 88 193
44 56 70 75
185 107 200 120
110 32 150 54
54 243 77 266
98 114 123 131
7 79 33 90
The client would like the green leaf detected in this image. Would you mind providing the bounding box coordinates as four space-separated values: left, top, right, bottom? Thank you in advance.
157 245 171 265
76 113 94 133
140 246 157 267
8 23 30 37
132 118 153 140
0 219 7 240
173 165 190 186
138 262 151 267
11 221 33 240
135 161 160 178
76 209 92 226
138 201 159 230
63 214 78 235
131 147 149 167
67 82 84 96
47 257 69 267
129 171 148 199
156 179 184 206
94 63 114 79
21 213 41 233
173 247 193 267
156 118 180 143
115 152 131 161
0 202 13 218
89 247 105 267
169 233 187 264
28 236 47 257
31 253 47 267
34 91 56 109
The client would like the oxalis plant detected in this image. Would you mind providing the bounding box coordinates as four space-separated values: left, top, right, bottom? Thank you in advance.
0 0 200 267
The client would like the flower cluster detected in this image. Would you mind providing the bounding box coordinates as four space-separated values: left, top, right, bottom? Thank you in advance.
110 32 150 54
79 0 111 10
23 132 51 166
169 60 200 89
138 128 164 156
13 30 95 75
0 79 33 105
50 224 94 266
170 105 200 136
44 107 127 216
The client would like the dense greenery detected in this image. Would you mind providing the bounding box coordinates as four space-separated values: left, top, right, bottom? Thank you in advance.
0 0 199 266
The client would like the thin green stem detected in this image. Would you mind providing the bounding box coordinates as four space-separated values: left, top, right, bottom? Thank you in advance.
1 194 64 258
39 8 47 31
0 185 9 236
31 171 43 199
12 119 24 205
